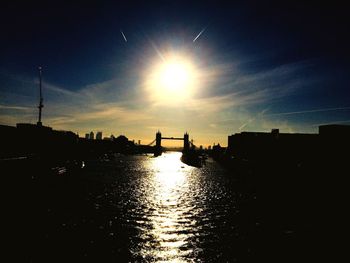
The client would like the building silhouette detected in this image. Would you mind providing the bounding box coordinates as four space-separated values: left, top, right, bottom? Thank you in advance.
227 125 350 163
89 131 94 140
96 131 102 140
228 128 318 161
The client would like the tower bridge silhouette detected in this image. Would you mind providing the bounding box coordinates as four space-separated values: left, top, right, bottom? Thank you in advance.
147 131 193 156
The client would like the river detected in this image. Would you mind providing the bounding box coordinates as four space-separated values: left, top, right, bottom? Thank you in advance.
16 151 311 262
112 152 246 262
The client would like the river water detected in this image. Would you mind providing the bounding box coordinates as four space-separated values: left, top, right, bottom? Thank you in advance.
110 152 245 262
24 151 307 262
78 152 251 262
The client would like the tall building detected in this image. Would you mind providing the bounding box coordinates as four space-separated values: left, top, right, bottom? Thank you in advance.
89 131 94 140
227 128 318 160
85 133 89 139
96 131 102 140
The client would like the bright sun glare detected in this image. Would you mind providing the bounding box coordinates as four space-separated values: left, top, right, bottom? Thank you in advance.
159 62 191 91
146 54 198 104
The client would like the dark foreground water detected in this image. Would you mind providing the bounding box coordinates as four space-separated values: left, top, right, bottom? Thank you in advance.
7 151 332 262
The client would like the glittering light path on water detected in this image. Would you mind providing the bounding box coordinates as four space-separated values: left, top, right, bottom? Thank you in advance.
133 152 199 262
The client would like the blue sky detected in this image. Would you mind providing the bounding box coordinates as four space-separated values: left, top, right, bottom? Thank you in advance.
1 1 349 146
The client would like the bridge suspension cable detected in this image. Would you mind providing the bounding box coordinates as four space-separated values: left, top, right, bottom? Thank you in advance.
146 139 156 146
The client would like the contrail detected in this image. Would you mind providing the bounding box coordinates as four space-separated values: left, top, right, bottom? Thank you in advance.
267 106 350 116
239 119 253 131
311 119 350 127
239 108 269 131
193 27 206 42
120 30 127 42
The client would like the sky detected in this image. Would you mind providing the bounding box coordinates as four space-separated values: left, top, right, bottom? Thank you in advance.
1 0 350 146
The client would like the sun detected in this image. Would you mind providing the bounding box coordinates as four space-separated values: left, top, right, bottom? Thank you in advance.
146 54 198 104
158 61 191 91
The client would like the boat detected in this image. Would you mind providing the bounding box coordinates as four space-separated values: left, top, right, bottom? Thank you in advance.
180 150 203 168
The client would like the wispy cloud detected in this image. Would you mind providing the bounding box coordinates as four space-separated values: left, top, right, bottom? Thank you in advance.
43 82 79 97
181 61 311 114
0 104 32 111
216 60 308 90
184 89 269 114
0 72 150 131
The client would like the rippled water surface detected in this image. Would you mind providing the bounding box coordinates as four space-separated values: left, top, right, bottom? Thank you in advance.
85 152 246 262
25 151 265 262
11 148 324 262
127 153 233 261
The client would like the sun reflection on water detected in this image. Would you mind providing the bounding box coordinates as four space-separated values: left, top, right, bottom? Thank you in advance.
139 152 196 262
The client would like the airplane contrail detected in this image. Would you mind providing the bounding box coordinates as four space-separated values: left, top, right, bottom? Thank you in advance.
120 30 127 42
267 106 350 116
193 27 206 42
311 119 350 127
239 108 269 131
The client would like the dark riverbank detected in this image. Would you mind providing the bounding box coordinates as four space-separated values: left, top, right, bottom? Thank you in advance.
214 149 348 262
5 156 133 262
0 123 155 165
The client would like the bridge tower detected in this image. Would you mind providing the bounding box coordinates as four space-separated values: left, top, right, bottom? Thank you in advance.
184 132 190 152
155 131 162 156
156 131 162 148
